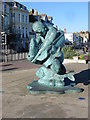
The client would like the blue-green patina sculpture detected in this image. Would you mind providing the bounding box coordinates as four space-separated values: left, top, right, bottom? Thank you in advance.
27 21 83 94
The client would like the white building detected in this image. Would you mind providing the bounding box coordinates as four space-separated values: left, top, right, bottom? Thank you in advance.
83 36 88 43
1 2 29 38
1 1 30 51
8 2 29 39
0 1 2 32
64 33 77 44
0 2 10 33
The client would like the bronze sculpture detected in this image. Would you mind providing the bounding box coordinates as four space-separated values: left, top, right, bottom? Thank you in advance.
27 21 83 94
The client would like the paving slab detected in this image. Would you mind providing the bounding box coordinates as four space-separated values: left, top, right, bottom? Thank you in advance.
1 60 41 71
1 62 89 118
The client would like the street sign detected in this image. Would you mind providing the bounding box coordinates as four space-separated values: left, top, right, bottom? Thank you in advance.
1 33 7 45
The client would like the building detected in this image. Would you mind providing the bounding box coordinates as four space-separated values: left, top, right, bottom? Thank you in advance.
1 2 54 51
64 28 66 33
39 14 47 21
79 31 88 39
64 32 77 45
47 16 53 24
8 1 29 39
1 1 30 51
1 1 10 34
39 13 53 25
75 31 89 44
1 1 30 38
0 1 3 40
64 29 77 45
9 1 30 51
0 1 2 33
29 8 54 40
29 8 39 40
29 8 53 24
64 29 89 47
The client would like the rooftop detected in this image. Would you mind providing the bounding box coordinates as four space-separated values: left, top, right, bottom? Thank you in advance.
39 14 47 16
6 1 28 11
48 16 53 19
29 15 38 22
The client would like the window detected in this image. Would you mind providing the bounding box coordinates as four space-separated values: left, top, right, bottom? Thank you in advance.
26 28 28 38
17 3 21 8
22 15 24 22
20 5 22 8
24 7 26 10
26 16 27 23
11 13 15 18
4 15 8 27
13 26 15 33
19 27 20 32
11 13 12 18
14 13 15 17
4 5 7 12
18 27 21 37
22 27 24 38
11 13 15 22
19 14 20 22
10 2 14 6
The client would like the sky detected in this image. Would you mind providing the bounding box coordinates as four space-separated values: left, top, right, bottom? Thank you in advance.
21 2 88 33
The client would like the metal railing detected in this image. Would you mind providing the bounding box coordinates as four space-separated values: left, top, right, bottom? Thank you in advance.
1 33 28 62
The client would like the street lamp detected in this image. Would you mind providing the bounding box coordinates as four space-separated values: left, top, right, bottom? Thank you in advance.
1 14 4 32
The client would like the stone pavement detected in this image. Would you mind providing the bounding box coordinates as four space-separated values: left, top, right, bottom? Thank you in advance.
1 60 41 71
1 60 89 118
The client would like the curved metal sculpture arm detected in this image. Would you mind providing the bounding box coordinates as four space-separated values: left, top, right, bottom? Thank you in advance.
32 28 57 62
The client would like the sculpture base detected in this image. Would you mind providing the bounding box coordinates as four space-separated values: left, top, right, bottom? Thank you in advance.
27 81 84 94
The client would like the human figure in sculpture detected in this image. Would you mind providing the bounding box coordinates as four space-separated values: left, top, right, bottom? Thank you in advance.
28 21 66 74
31 22 57 62
28 21 65 61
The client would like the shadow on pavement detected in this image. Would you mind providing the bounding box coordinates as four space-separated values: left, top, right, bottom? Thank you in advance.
2 67 18 71
75 69 90 85
2 64 12 66
64 69 90 86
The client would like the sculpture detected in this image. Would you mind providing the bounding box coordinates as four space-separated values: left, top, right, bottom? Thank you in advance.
27 21 83 94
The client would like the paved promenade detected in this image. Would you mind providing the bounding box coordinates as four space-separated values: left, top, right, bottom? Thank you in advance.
1 60 89 118
1 60 41 71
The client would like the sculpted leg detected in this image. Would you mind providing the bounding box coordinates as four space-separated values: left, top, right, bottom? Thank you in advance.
50 59 61 74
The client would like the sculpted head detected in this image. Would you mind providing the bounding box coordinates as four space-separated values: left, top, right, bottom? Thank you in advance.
32 21 47 36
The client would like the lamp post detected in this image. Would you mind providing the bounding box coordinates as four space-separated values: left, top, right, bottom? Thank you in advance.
1 14 4 32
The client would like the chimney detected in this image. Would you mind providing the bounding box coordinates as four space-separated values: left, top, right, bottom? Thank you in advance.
56 25 58 30
38 11 40 15
64 28 66 33
30 8 34 15
34 9 38 15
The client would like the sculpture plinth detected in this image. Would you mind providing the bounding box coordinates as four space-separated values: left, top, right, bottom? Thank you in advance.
27 21 83 94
